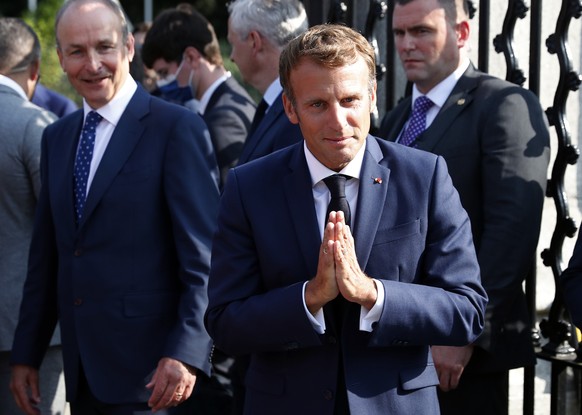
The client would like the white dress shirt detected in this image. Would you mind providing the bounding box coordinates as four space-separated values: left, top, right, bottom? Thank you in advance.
79 76 138 196
302 141 385 333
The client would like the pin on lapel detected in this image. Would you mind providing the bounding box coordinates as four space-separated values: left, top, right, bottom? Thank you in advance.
457 98 466 106
373 177 383 184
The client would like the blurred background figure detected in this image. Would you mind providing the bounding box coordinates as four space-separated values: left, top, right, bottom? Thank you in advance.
142 6 255 188
227 0 307 165
32 82 78 118
0 16 64 415
130 21 159 94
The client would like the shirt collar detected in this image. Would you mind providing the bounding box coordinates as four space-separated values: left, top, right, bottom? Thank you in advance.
411 58 470 109
262 78 283 108
83 75 138 126
197 72 231 115
304 139 366 187
0 74 28 100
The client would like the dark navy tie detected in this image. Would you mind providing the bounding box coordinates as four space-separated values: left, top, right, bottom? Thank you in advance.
74 111 102 223
400 96 434 147
248 99 268 135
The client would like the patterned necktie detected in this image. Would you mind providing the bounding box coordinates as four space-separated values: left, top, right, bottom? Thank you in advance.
248 99 268 135
74 111 102 223
399 96 434 147
323 174 351 226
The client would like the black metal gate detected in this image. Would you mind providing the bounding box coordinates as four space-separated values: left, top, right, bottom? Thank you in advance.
302 1 582 413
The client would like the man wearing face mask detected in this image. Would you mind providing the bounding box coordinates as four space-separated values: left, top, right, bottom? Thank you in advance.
142 6 256 188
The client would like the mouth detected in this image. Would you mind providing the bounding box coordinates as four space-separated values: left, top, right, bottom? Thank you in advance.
83 76 109 85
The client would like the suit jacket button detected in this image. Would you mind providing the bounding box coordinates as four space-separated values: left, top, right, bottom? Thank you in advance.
323 390 333 400
74 298 83 306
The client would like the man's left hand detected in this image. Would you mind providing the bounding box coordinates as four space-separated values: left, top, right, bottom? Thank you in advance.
432 344 474 392
146 357 197 411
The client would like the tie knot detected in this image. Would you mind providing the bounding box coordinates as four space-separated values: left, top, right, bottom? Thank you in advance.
323 174 349 198
85 111 103 129
413 96 433 114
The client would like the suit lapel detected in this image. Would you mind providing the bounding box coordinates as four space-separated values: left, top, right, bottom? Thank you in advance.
79 88 148 227
353 138 390 270
283 145 322 278
238 92 285 164
52 110 84 234
416 66 478 152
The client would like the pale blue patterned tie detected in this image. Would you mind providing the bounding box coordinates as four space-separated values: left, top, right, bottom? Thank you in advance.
74 111 102 223
400 96 434 147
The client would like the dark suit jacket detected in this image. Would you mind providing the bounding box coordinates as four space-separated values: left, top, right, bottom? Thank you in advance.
11 87 220 404
206 137 487 415
380 64 550 373
204 76 256 187
236 91 303 165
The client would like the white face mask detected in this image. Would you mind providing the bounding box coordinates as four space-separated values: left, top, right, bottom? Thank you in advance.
155 58 186 88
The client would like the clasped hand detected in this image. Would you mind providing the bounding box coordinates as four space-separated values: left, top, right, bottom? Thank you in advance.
305 211 377 313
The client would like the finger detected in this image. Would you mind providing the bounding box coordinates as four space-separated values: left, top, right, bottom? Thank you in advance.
147 379 168 410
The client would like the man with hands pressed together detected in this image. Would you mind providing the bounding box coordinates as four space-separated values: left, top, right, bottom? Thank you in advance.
205 23 487 415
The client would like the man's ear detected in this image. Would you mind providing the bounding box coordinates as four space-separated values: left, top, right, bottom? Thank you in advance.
456 20 470 47
29 59 40 82
183 46 202 68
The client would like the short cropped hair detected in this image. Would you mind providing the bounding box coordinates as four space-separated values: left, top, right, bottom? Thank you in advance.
0 17 41 74
393 0 470 23
227 0 308 50
141 8 222 68
55 0 130 49
279 24 376 107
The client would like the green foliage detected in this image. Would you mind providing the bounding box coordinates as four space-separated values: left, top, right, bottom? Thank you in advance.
23 0 80 105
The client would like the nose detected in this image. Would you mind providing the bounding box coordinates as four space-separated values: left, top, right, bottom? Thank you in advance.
400 33 416 52
85 50 102 72
329 103 350 132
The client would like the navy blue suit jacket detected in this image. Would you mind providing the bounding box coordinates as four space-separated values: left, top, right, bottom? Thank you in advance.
236 91 303 165
11 87 220 404
32 83 77 118
206 137 487 414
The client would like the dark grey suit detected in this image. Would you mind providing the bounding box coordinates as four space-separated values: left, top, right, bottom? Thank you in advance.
203 76 256 187
0 84 63 414
380 63 550 411
237 91 303 165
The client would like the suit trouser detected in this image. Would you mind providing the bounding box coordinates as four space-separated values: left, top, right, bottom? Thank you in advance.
437 370 509 415
0 345 66 415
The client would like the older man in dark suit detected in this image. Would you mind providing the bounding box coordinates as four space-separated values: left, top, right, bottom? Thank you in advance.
10 1 219 414
379 0 550 414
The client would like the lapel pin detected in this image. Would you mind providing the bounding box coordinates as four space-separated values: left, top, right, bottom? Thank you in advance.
457 98 466 106
373 177 383 184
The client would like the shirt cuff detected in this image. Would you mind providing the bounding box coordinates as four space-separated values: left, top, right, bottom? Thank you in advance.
359 279 384 332
302 281 326 334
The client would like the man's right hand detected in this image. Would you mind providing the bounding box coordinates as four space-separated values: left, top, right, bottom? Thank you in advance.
10 365 41 415
305 215 341 314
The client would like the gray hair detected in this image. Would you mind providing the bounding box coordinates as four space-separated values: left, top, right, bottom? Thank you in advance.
55 0 130 49
228 0 308 50
0 17 41 74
